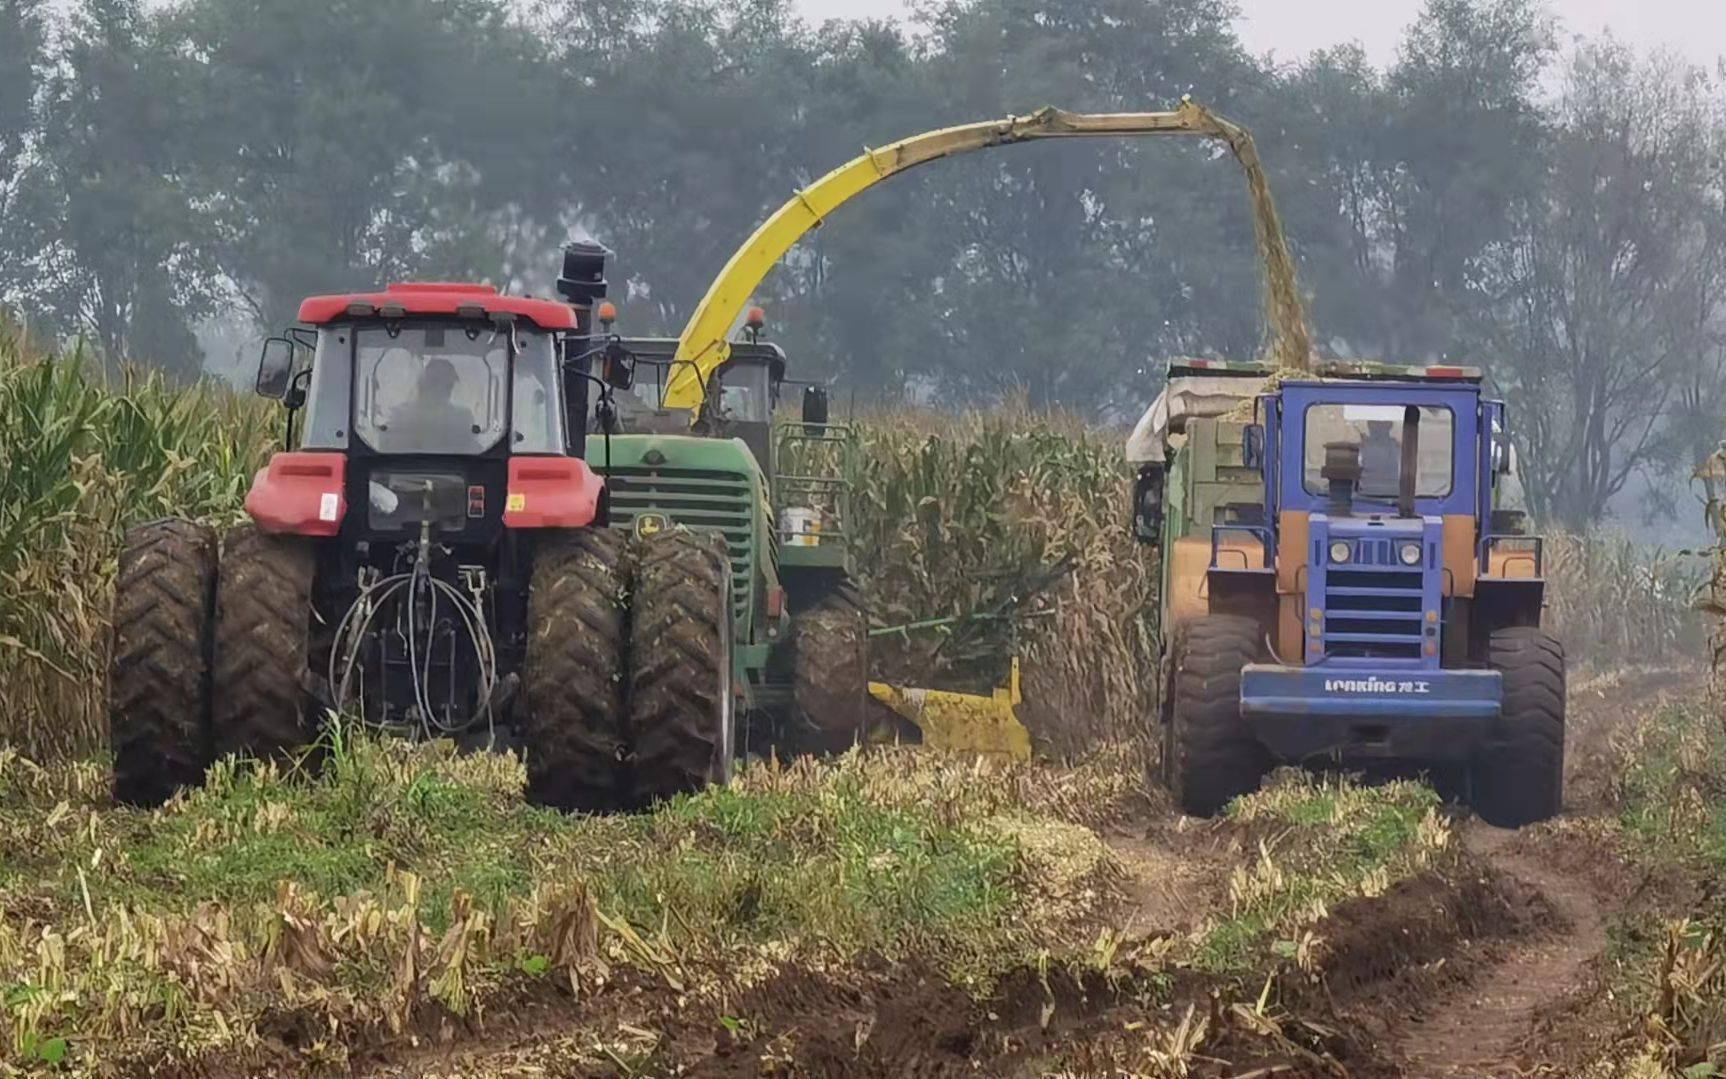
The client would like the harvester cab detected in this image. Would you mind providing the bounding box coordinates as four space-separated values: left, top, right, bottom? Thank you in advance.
1136 358 1562 828
108 242 741 814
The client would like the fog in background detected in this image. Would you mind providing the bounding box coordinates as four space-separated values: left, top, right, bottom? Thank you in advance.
2 0 1723 539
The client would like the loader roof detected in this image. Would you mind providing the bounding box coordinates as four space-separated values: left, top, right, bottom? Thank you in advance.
1166 357 1483 383
298 282 579 331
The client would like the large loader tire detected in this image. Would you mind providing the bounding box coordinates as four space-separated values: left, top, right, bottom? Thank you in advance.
521 530 630 813
1164 614 1271 817
211 525 316 765
109 518 218 806
1471 627 1565 828
792 585 869 753
627 529 735 807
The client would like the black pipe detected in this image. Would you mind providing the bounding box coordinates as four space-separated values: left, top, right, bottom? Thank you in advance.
1398 405 1420 518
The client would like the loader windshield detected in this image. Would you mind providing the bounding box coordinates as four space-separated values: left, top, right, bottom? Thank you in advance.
354 325 508 455
1303 404 1454 501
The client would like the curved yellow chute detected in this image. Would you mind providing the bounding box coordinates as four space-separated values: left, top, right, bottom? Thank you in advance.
664 98 1311 410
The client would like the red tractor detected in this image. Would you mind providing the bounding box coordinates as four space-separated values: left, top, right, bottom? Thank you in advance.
108 243 736 812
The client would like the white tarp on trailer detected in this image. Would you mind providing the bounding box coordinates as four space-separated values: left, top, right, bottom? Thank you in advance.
1125 376 1263 465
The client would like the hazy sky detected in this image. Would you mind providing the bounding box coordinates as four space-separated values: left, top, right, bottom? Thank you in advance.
795 0 1726 69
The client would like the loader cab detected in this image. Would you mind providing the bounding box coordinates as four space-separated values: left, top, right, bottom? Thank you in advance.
1152 358 1561 828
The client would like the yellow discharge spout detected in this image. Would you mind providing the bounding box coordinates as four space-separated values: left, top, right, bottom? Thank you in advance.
665 98 1312 411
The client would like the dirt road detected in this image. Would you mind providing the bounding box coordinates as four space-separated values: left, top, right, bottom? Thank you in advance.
1381 666 1701 1076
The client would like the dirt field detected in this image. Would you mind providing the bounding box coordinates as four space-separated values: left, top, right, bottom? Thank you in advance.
2 666 1716 1076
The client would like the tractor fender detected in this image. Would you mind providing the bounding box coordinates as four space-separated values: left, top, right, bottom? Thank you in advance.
502 456 606 529
245 451 347 537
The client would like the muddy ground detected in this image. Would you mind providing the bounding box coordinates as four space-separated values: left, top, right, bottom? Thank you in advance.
296 666 1706 1078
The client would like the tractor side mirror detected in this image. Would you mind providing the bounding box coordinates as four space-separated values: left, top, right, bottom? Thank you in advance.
256 337 295 400
802 386 829 426
1132 466 1164 544
1243 424 1265 470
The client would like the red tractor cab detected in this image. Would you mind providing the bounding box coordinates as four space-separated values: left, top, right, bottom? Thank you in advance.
249 281 605 538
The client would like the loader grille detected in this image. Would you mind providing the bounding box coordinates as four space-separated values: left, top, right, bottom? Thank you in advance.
1319 536 1427 660
604 466 755 622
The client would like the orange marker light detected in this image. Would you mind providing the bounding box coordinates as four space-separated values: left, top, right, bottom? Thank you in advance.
597 300 618 326
746 306 766 330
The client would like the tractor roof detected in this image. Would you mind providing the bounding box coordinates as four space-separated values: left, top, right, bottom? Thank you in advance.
1166 357 1483 383
297 283 578 331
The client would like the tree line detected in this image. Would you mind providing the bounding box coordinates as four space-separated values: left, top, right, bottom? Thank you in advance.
1 0 1723 528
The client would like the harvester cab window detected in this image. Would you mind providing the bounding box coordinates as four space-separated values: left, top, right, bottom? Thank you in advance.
510 330 565 454
354 326 508 455
1303 404 1454 502
714 361 771 424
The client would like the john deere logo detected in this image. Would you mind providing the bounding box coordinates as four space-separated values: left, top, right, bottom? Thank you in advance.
634 513 669 537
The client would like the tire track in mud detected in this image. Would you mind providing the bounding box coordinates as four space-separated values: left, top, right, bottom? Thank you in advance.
1383 666 1701 1076
1389 824 1606 1076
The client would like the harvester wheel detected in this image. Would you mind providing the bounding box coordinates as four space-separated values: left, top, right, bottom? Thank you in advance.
521 530 630 812
792 585 869 753
627 529 735 806
1471 627 1565 828
1164 614 1270 817
109 518 218 806
211 525 316 765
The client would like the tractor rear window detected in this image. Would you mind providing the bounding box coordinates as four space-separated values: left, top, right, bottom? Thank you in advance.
354 327 508 455
1303 404 1454 501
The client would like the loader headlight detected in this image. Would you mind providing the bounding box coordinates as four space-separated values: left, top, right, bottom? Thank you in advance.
1399 542 1423 566
1328 540 1351 564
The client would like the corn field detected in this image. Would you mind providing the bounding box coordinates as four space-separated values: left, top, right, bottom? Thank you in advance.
847 403 1159 760
1542 532 1708 674
0 321 275 761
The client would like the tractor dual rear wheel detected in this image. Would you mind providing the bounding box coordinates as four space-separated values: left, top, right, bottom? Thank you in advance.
211 525 317 767
109 518 218 806
521 530 630 813
627 528 736 807
1164 614 1271 817
1471 627 1565 828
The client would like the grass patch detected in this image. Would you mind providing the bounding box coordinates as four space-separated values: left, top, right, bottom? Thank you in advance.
1191 771 1449 974
0 734 1117 1069
1617 706 1726 871
1598 702 1726 1074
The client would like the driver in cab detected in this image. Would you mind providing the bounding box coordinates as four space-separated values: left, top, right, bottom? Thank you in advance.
387 357 477 443
1358 419 1401 496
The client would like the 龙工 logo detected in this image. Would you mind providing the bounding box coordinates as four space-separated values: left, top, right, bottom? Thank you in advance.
1324 677 1432 694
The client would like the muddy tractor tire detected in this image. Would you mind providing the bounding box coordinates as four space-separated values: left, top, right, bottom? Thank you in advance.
1471 627 1565 828
211 525 317 766
109 518 218 806
627 528 735 807
520 530 630 813
792 585 870 753
1164 614 1271 817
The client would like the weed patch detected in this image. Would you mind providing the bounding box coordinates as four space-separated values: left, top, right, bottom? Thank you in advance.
0 736 1117 1069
